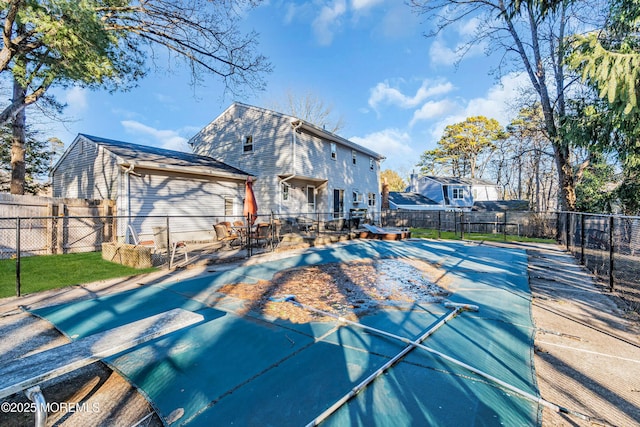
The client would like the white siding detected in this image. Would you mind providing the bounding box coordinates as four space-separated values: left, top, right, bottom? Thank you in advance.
127 170 242 241
190 103 381 217
52 136 120 200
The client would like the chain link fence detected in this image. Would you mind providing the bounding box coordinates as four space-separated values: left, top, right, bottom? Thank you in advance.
2 210 638 313
558 212 640 312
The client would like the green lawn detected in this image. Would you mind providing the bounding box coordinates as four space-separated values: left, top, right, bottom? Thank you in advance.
410 227 556 244
0 252 157 298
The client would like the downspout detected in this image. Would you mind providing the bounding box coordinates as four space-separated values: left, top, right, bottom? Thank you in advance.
124 163 138 243
280 121 304 212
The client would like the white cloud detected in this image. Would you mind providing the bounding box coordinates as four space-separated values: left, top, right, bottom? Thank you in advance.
409 99 458 126
428 39 459 67
427 72 528 141
64 87 88 112
368 79 455 110
312 0 347 45
378 4 419 39
429 17 487 66
464 72 528 125
351 128 416 171
121 120 190 152
351 0 384 11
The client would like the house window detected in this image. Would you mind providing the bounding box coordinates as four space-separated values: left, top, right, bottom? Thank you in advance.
330 143 337 160
452 188 464 199
368 193 376 207
281 183 289 201
224 197 234 216
243 135 253 153
352 191 363 204
352 150 357 165
333 189 344 218
369 157 374 171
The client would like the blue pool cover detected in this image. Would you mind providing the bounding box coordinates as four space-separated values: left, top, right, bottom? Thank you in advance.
30 239 540 426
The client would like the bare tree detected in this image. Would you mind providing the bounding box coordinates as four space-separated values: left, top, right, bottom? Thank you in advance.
270 90 345 134
1 0 271 194
410 0 601 210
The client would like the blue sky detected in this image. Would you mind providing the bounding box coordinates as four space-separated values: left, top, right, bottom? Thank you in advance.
50 0 529 177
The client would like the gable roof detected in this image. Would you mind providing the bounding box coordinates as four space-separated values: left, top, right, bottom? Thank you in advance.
55 134 252 180
423 176 498 186
210 102 385 161
388 192 439 207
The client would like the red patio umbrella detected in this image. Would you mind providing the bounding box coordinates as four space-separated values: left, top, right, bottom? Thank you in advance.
243 176 258 225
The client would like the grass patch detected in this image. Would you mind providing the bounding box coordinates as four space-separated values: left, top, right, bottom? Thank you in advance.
410 228 556 244
0 252 157 298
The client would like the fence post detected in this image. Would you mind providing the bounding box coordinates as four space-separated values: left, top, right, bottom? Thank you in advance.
165 216 171 268
437 210 441 239
247 213 252 258
565 212 570 251
16 217 21 297
503 211 507 241
609 215 614 292
460 212 465 240
580 213 585 264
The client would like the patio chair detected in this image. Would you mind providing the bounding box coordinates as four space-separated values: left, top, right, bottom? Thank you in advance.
214 223 240 249
295 216 315 233
249 222 272 249
127 225 154 246
152 226 189 268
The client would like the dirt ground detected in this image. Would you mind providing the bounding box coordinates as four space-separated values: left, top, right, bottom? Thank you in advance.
218 258 451 323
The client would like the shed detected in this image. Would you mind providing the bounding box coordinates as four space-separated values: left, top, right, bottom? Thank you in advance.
51 134 252 241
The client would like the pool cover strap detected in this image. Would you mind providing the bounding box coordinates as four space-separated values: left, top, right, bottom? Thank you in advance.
282 297 595 424
306 303 469 427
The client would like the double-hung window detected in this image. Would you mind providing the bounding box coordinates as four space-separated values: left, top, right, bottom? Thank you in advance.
330 143 337 160
243 135 253 153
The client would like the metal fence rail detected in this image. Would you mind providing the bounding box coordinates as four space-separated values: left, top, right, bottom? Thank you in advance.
1 210 638 313
557 212 640 311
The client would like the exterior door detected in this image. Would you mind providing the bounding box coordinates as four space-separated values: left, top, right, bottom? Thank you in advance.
307 186 316 213
333 189 344 218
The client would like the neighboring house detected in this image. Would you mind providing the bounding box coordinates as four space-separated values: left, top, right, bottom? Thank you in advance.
51 134 252 241
387 192 440 210
189 102 385 220
407 175 502 211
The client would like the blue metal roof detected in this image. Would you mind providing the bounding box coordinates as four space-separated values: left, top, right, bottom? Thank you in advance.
388 192 439 206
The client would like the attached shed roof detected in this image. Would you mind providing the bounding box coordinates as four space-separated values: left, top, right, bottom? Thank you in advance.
76 134 252 179
388 192 439 207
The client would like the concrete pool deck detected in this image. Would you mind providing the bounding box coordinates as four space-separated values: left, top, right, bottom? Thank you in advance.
0 239 638 426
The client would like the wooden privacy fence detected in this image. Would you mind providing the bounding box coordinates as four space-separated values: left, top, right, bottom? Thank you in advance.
0 194 115 258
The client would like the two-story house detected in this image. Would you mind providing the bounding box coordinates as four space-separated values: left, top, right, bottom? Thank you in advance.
407 175 502 211
188 103 385 220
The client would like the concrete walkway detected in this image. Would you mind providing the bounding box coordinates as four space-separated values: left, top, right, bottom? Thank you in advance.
525 243 640 427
